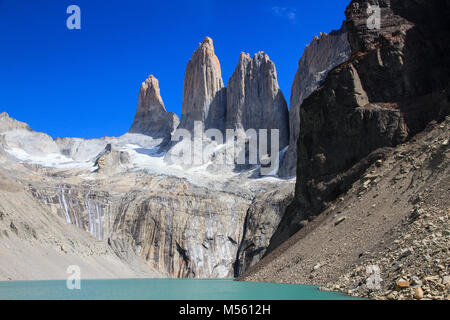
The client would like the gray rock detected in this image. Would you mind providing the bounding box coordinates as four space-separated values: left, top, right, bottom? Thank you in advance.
226 52 289 151
0 134 7 156
335 216 347 226
235 184 294 275
0 112 30 133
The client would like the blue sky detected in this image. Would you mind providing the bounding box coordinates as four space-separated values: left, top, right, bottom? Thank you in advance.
0 0 349 139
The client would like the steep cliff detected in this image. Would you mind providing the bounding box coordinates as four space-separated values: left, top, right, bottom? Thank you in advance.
226 52 289 151
168 39 290 176
29 173 254 278
270 0 450 251
129 75 179 139
279 24 351 177
177 37 227 132
0 168 162 280
108 175 251 278
235 184 294 275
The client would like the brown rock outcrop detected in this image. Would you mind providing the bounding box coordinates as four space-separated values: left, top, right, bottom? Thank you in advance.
129 75 179 139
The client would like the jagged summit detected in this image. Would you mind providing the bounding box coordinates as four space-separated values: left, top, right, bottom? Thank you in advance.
200 36 214 50
226 50 289 150
129 74 179 139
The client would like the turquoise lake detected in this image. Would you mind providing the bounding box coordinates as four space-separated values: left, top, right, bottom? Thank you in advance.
0 279 358 300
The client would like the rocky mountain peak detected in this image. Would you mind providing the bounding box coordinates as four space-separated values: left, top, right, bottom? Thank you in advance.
237 52 251 67
226 51 289 151
139 75 164 108
129 75 179 139
253 51 270 63
178 36 227 132
200 36 214 49
196 37 218 65
0 112 31 133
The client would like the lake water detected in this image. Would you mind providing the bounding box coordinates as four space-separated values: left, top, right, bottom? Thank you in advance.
0 279 357 300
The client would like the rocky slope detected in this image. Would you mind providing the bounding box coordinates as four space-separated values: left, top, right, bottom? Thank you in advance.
239 117 449 301
279 24 351 177
0 163 163 280
270 0 450 250
239 0 450 300
327 142 450 300
129 75 179 139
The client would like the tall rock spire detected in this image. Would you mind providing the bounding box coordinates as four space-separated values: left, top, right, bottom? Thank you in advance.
129 75 179 139
178 37 227 132
226 51 290 150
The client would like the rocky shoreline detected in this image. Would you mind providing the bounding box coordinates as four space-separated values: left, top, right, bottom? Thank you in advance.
238 118 449 301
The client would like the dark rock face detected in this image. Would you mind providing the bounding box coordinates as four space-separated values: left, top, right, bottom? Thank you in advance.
177 37 227 132
129 75 179 139
279 24 351 177
226 52 290 151
235 184 294 275
270 0 450 249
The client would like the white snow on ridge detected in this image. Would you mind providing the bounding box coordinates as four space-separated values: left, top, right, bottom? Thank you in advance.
2 129 93 169
6 146 92 169
1 120 287 187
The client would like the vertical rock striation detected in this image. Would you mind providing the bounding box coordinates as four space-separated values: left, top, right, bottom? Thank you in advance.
177 37 227 132
226 52 289 150
28 174 256 279
30 184 113 241
269 0 450 250
129 75 179 139
279 24 351 177
235 184 294 275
